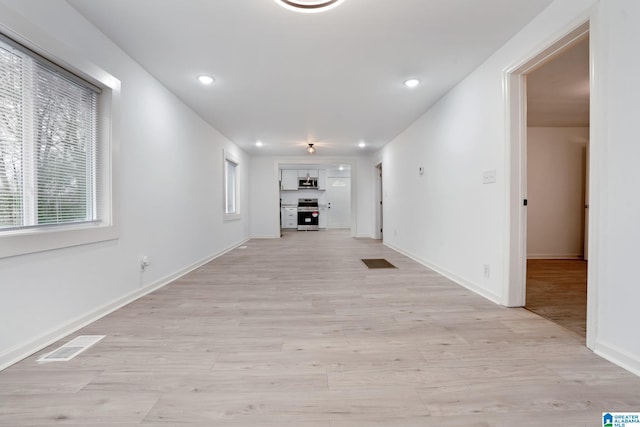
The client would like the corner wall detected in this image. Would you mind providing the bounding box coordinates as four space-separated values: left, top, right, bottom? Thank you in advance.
0 0 250 369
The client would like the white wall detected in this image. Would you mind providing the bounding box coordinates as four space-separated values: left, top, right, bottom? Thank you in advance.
589 0 640 375
249 156 374 238
527 127 588 259
0 0 250 369
377 0 640 375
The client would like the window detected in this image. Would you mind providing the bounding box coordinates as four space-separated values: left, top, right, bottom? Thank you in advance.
0 27 118 259
0 35 99 230
225 159 237 214
224 152 240 220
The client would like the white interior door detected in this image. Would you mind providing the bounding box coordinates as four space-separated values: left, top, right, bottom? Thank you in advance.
327 177 351 229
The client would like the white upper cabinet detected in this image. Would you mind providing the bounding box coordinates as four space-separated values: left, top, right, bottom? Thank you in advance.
318 169 327 190
281 169 298 190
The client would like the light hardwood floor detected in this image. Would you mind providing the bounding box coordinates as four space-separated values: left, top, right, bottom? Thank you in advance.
526 259 587 338
1 231 639 426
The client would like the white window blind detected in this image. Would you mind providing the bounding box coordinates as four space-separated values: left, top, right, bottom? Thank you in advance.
0 35 99 230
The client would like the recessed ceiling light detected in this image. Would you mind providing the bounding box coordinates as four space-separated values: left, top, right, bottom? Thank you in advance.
256 141 263 147
197 75 214 85
358 141 366 148
274 0 345 13
404 79 420 88
339 165 344 171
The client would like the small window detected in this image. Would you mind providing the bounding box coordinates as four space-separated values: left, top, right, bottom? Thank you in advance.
224 152 240 220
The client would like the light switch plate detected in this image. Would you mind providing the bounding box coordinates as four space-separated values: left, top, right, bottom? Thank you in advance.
483 169 496 184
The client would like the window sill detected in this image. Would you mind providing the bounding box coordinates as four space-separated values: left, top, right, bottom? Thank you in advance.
0 223 118 259
224 213 242 222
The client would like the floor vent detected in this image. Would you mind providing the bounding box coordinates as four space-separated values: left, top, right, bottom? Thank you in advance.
38 335 105 362
362 258 397 269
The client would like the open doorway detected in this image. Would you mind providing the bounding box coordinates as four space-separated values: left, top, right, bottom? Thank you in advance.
525 36 590 338
505 22 591 341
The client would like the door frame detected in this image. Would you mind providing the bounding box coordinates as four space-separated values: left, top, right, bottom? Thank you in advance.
374 163 383 240
503 19 597 348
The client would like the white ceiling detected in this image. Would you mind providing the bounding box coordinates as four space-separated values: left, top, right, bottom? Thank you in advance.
67 0 555 156
527 37 590 127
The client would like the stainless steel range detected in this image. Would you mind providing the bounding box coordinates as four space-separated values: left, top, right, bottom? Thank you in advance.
297 198 319 231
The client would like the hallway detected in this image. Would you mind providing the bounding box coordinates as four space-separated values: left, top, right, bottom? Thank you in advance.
1 231 639 426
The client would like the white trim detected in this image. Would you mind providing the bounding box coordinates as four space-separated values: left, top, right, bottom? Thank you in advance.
503 18 592 315
594 341 640 378
223 150 240 219
223 213 242 222
374 163 383 240
527 254 584 260
385 241 502 305
584 2 604 352
250 234 281 239
0 237 249 371
502 70 528 308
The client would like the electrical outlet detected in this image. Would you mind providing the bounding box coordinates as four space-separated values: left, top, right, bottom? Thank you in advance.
483 264 490 278
141 256 150 271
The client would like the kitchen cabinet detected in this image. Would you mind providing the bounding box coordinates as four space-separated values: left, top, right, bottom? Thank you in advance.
282 207 298 229
298 169 318 178
281 169 298 190
318 169 327 190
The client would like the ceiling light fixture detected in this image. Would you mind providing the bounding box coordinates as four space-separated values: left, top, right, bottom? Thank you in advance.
307 143 316 154
404 79 420 88
256 141 263 147
358 141 366 148
274 0 345 13
197 75 214 85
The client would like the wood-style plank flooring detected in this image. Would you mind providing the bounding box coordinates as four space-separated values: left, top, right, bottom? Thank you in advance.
526 259 587 338
1 231 639 426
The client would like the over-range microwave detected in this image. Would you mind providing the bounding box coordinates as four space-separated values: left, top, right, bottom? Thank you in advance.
298 178 318 189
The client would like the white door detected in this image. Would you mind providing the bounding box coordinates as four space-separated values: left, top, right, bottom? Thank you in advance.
327 177 351 229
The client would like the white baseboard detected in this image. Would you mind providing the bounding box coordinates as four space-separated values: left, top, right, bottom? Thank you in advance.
527 253 584 260
355 234 376 239
594 340 640 377
0 237 249 371
384 241 502 305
